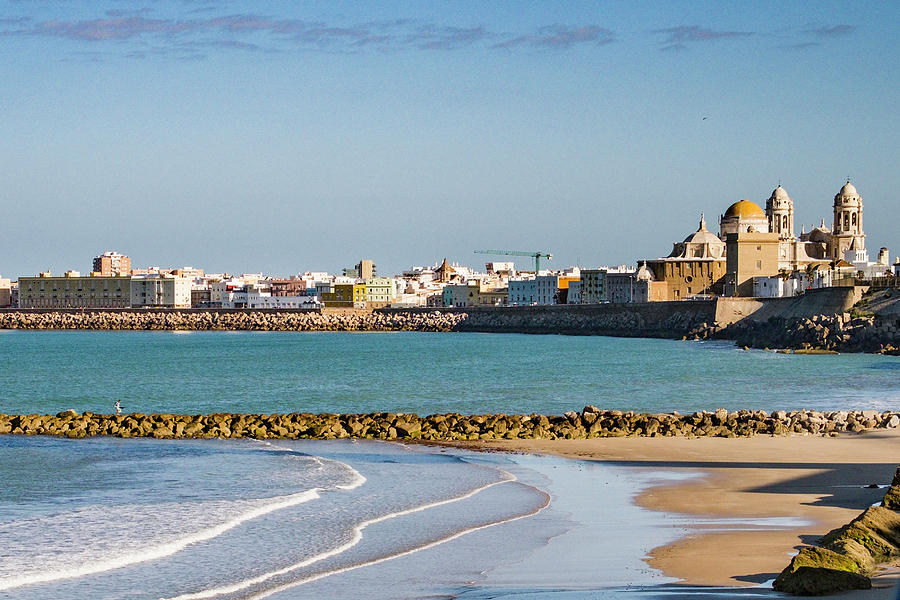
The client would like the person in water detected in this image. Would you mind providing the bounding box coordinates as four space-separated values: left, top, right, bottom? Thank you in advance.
114 400 121 415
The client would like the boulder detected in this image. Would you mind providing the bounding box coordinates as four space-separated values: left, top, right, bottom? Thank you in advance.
773 547 870 595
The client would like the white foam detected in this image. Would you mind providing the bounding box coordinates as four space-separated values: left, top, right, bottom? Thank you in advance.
0 488 321 592
162 470 521 600
246 486 551 600
252 440 367 491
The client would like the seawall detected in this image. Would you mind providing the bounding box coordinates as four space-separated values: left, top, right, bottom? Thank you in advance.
0 287 883 352
3 407 899 441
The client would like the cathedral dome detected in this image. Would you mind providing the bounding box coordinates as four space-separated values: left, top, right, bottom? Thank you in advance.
723 200 766 219
839 181 859 197
682 214 720 244
683 229 722 245
770 185 791 202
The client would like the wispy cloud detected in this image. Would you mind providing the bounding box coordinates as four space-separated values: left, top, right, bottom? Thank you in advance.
778 23 856 51
0 16 30 25
0 10 619 59
654 25 752 43
653 25 752 51
105 8 153 18
780 41 820 50
410 25 491 50
805 24 855 38
495 24 614 49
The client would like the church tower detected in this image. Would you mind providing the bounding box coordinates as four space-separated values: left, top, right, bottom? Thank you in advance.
765 185 794 240
831 180 866 262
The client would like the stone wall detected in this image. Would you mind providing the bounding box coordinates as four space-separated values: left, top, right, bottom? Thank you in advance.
3 406 898 440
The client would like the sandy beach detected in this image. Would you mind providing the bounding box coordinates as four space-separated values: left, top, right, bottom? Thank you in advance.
440 430 900 596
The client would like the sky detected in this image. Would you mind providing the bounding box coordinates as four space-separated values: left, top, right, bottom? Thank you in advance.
1 1 898 277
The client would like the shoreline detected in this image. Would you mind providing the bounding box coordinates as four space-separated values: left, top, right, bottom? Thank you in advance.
433 431 900 595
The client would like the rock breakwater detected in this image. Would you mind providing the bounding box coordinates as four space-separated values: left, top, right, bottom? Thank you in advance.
0 310 466 332
2 406 899 441
723 313 900 354
774 467 900 595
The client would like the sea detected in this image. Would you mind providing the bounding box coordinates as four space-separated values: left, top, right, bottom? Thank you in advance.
2 330 898 599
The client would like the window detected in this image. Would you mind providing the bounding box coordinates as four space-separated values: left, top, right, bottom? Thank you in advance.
756 260 762 269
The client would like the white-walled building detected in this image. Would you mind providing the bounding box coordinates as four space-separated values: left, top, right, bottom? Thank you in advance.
606 270 639 303
130 275 192 308
244 294 321 309
443 283 477 307
364 277 397 304
567 280 582 304
508 277 536 306
535 274 560 305
0 275 11 308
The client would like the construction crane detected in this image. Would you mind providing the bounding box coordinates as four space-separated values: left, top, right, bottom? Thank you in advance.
474 249 553 273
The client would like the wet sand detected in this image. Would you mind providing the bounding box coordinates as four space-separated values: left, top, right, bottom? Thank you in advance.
438 430 900 596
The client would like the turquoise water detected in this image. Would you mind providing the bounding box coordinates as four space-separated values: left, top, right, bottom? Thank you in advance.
0 330 898 415
0 436 704 600
3 330 899 599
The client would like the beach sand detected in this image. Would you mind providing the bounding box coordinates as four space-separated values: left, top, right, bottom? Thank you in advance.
438 430 900 597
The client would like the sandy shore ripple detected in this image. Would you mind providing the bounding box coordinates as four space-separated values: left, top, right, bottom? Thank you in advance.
440 430 900 596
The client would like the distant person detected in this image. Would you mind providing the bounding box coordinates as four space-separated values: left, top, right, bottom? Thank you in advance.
115 400 122 415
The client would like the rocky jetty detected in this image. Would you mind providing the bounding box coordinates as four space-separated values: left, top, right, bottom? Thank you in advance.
0 310 465 332
0 306 715 338
2 304 899 355
774 467 900 595
2 406 898 441
723 313 900 354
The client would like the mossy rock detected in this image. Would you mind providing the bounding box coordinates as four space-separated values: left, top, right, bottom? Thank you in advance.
773 547 869 595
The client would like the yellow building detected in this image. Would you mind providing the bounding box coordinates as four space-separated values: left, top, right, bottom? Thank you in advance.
642 216 727 300
725 231 780 296
322 283 367 308
18 273 132 308
644 259 726 300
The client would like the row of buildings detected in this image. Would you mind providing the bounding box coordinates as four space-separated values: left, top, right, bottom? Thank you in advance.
1 181 896 310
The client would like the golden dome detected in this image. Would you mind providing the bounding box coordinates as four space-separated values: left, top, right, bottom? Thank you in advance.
723 199 766 219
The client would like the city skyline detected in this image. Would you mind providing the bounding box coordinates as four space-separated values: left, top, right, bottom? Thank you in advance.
1 1 898 276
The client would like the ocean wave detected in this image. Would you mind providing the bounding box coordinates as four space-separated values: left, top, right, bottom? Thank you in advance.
161 467 543 600
0 488 323 593
246 483 550 600
0 443 366 593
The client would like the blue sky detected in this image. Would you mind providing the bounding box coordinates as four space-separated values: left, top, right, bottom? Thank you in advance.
1 1 897 276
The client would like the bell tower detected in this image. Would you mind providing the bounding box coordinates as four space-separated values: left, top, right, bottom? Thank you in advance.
765 184 794 240
831 180 866 261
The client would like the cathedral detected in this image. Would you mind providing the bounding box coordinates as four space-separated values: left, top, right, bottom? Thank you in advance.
717 180 872 271
645 180 890 299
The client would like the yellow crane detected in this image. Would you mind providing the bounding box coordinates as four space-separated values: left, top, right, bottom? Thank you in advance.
474 249 553 273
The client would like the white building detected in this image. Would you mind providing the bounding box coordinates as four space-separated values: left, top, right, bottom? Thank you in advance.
508 277 536 306
606 270 638 303
535 274 560 305
0 275 11 308
443 283 477 307
244 294 321 309
130 275 192 308
365 277 398 304
753 268 836 298
567 280 582 304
